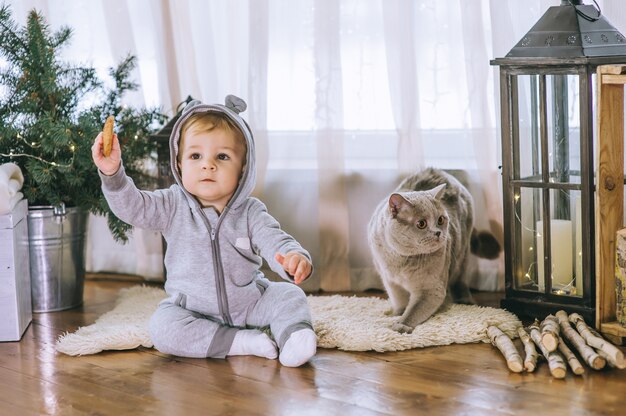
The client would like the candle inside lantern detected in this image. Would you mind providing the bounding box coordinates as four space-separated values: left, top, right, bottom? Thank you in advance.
536 219 573 291
575 196 583 295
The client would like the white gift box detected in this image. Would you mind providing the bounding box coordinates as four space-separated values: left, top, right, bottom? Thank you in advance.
0 199 32 341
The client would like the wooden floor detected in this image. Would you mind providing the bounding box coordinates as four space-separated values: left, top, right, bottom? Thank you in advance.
1 278 625 416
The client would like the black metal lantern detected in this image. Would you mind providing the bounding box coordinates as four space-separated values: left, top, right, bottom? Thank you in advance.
149 96 195 188
491 0 626 324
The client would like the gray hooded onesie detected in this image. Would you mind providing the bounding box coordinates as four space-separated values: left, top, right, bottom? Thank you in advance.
99 95 313 358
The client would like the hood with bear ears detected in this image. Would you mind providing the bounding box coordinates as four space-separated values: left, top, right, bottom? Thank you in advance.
169 95 256 211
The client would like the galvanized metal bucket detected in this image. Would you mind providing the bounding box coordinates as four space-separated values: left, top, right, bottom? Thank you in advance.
27 204 88 312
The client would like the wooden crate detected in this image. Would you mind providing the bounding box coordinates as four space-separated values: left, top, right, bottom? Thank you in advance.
0 199 32 341
596 64 626 345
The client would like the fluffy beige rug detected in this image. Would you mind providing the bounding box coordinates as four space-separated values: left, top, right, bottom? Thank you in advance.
56 285 522 356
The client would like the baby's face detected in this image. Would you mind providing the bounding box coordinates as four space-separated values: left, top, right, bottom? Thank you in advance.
178 127 246 212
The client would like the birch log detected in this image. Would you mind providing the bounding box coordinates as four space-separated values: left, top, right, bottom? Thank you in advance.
529 322 567 379
487 326 523 373
539 314 561 352
586 326 626 369
557 340 584 375
555 310 606 370
517 327 538 372
569 313 625 369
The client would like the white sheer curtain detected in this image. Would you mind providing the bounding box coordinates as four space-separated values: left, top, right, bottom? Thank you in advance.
7 0 625 290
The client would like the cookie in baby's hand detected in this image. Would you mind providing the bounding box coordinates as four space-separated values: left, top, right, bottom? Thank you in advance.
102 116 115 157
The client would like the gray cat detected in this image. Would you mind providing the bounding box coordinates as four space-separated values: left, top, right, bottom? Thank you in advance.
368 168 500 333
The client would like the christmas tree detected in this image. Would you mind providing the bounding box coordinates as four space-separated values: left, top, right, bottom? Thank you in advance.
0 5 166 241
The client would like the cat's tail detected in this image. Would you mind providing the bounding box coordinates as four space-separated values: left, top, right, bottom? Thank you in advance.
470 229 502 259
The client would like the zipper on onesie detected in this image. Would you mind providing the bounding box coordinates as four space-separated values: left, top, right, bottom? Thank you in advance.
211 214 233 326
197 207 233 326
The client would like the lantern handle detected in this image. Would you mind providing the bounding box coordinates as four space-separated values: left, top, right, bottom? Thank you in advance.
175 96 195 115
568 0 601 22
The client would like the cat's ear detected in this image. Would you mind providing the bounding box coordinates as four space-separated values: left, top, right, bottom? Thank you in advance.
389 193 409 218
428 183 446 200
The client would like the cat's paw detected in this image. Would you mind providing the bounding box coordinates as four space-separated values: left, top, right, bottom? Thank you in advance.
454 295 475 305
391 322 414 334
384 307 404 316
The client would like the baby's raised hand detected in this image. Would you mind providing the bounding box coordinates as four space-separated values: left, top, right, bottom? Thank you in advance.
91 132 121 176
275 252 312 284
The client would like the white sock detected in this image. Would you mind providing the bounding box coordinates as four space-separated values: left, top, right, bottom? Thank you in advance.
279 328 317 367
228 330 278 359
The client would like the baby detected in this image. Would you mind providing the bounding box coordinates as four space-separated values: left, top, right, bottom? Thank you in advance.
92 95 317 367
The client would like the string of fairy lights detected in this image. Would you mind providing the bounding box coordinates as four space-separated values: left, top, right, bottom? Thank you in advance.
1 129 142 168
0 132 75 168
513 188 582 296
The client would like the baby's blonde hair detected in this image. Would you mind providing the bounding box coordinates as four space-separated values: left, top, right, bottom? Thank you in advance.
178 112 246 162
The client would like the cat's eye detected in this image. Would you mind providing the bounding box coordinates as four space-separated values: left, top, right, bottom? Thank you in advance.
437 216 445 225
416 220 427 229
